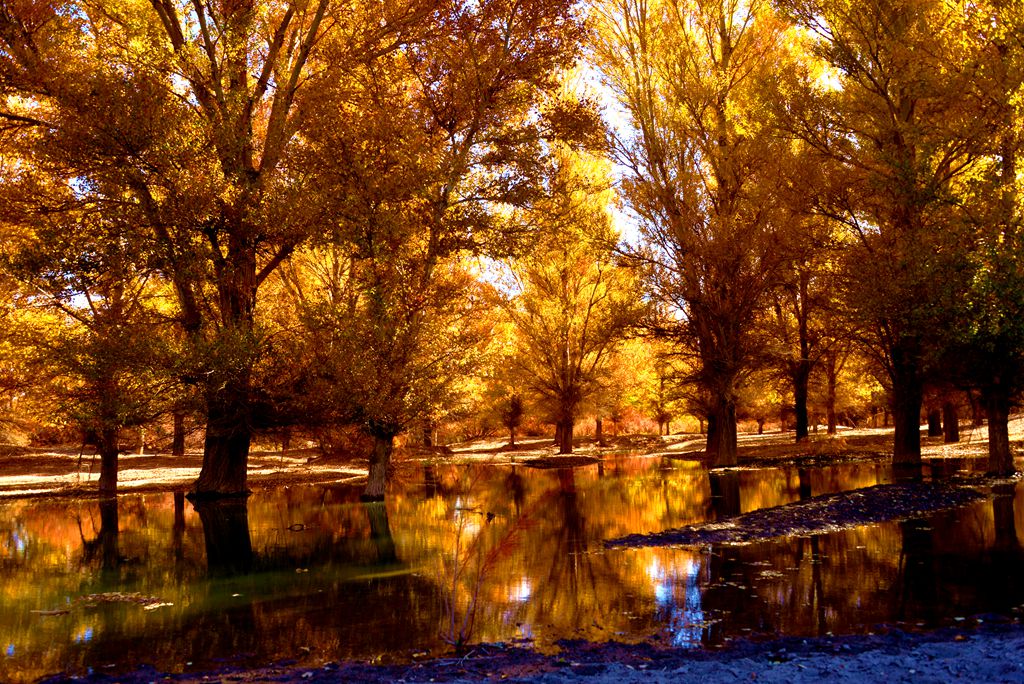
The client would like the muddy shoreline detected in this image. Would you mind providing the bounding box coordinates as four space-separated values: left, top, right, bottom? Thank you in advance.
38 621 1024 682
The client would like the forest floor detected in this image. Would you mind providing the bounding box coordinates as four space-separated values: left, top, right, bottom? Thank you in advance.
1 418 1020 499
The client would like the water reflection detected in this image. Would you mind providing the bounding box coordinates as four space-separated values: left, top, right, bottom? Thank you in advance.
2 457 1023 681
194 499 253 576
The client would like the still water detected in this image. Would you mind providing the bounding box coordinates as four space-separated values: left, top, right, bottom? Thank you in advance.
2 455 1023 681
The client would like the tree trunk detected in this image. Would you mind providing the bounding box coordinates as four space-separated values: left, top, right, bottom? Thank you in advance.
926 409 942 437
826 353 838 435
757 419 765 435
559 418 574 454
193 379 252 497
509 426 516 446
985 383 1014 476
970 390 985 427
97 426 120 495
794 360 811 442
362 433 394 501
554 421 563 447
172 410 186 457
706 397 738 467
891 353 923 469
942 402 959 443
595 417 604 446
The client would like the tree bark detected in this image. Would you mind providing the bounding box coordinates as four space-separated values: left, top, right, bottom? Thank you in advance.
97 427 120 495
926 409 942 437
985 383 1014 476
559 418 574 454
362 433 394 501
706 397 738 467
942 401 959 443
172 410 186 457
825 353 838 435
193 376 253 497
509 426 516 446
794 360 810 442
891 351 923 468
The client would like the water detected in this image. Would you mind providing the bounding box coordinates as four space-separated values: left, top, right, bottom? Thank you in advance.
1 455 1022 681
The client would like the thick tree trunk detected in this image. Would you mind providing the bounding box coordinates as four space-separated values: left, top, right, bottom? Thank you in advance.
757 419 765 435
559 418 574 454
509 426 516 446
706 397 738 467
794 360 810 442
362 433 394 501
193 379 252 497
554 421 563 447
891 353 923 469
97 427 120 495
942 402 959 443
926 409 942 437
172 411 186 457
595 417 604 446
985 383 1014 476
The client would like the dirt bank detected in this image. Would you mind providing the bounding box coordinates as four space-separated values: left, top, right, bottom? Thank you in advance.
39 622 1024 683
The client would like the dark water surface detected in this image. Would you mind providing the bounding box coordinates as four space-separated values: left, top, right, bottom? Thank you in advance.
2 455 1023 681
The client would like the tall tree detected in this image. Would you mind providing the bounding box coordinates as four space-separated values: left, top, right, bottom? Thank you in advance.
594 0 796 466
501 149 641 455
778 0 996 469
0 0 426 495
292 0 592 498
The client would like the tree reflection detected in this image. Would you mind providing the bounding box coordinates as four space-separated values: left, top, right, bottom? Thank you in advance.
81 496 120 572
363 501 397 564
194 498 253 576
708 470 741 519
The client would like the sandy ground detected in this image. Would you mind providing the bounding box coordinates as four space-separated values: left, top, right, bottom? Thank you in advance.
3 417 1016 499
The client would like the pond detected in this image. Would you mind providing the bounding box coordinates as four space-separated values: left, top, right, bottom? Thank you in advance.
2 454 1022 681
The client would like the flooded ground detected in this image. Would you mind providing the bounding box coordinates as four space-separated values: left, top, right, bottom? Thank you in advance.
2 453 1022 682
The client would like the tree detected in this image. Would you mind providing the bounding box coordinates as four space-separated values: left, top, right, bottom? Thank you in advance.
501 149 641 454
0 0 429 496
0 171 170 493
291 0 592 497
778 0 998 470
953 1 1024 475
594 0 797 465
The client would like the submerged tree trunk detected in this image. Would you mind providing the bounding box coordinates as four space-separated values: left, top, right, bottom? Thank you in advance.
97 427 120 495
193 378 253 497
986 383 1014 476
942 401 959 443
363 432 394 501
706 397 738 467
